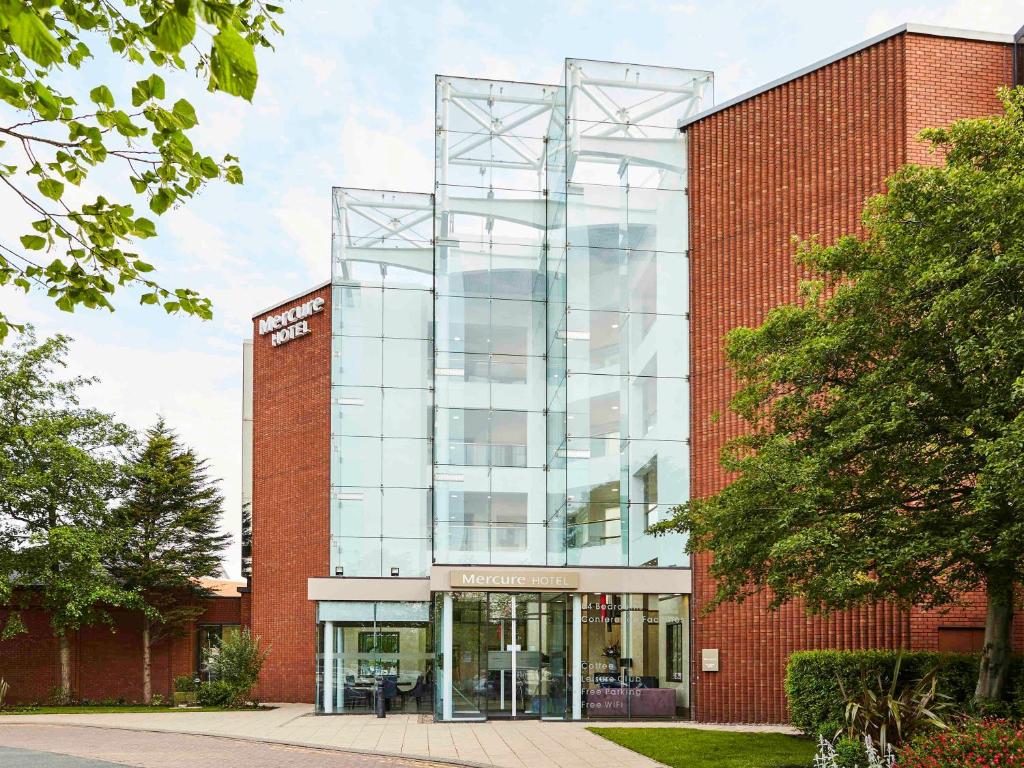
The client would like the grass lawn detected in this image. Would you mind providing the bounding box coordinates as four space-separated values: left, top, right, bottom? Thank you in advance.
589 727 816 768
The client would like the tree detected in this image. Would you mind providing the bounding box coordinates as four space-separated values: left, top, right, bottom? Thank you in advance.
17 525 142 701
656 87 1024 703
0 329 138 701
105 418 230 703
0 0 285 341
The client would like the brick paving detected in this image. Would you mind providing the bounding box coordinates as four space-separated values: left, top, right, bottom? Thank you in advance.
0 724 462 768
0 705 797 768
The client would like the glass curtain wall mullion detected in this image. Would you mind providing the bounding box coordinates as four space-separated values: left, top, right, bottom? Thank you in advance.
331 188 434 578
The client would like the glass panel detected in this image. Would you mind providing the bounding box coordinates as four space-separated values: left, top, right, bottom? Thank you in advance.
333 189 433 288
382 488 431 539
579 593 689 718
383 338 431 387
435 297 545 357
382 388 431 439
334 337 382 387
382 438 432 488
436 241 546 301
564 311 687 378
332 435 382 487
566 184 686 255
567 247 687 315
383 289 433 339
382 538 431 577
331 386 382 437
333 285 382 337
331 488 381 538
316 602 434 714
331 536 382 577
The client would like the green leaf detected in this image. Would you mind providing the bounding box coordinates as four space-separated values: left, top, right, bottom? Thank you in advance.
210 26 258 101
146 9 196 53
20 234 46 250
150 188 174 214
89 85 114 108
197 0 236 27
171 98 197 128
140 292 159 305
0 75 25 106
37 178 64 200
133 218 157 238
6 7 63 67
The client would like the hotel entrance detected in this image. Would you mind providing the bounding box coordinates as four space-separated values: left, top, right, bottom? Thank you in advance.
441 592 571 720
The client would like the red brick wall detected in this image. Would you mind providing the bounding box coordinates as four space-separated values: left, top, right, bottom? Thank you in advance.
687 31 1013 723
250 285 331 702
0 597 240 704
904 35 1013 164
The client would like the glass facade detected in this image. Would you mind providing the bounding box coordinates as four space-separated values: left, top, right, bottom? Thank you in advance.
316 601 433 713
322 56 711 719
330 189 434 577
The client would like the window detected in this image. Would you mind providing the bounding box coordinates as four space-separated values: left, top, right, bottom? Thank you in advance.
637 456 658 528
196 624 240 680
358 630 399 654
666 622 686 683
357 631 400 676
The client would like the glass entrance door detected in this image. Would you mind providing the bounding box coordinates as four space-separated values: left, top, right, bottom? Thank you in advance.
444 591 569 720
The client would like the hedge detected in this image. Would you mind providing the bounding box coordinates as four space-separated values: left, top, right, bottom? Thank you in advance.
784 650 1024 737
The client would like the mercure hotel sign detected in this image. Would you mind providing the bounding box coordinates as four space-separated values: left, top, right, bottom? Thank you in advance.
259 296 325 347
449 569 580 590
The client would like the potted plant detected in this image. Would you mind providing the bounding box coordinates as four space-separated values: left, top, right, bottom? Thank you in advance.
173 675 198 706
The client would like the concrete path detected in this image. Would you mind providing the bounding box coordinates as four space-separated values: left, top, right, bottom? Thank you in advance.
0 705 798 768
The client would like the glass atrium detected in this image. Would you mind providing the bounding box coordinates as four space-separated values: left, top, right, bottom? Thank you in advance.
320 57 711 720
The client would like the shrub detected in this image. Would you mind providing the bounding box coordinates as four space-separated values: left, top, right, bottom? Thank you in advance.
196 680 235 707
838 653 951 752
204 628 268 706
785 650 1024 737
897 718 1024 767
815 735 895 768
173 675 196 693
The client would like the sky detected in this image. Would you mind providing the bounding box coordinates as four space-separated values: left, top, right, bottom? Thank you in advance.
1 0 1020 579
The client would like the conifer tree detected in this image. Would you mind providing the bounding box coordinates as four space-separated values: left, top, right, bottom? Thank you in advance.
106 419 230 703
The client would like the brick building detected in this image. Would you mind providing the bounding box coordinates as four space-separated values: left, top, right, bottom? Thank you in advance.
3 21 1018 722
244 22 1023 723
0 579 247 705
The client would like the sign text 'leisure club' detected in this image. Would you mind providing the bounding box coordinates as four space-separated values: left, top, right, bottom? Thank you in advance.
259 296 325 347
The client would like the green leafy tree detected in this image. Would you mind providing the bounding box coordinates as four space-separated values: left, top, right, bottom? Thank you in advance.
0 329 139 701
0 0 285 341
17 525 142 702
105 418 230 703
655 88 1024 703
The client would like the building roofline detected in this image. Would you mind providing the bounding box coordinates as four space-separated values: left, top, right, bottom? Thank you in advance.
679 23 1015 129
252 279 330 319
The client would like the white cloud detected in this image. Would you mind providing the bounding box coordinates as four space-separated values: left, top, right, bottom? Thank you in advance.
271 188 332 280
336 107 434 191
866 0 1021 35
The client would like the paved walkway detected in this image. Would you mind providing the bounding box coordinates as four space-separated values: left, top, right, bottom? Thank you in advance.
0 705 798 768
0 725 458 767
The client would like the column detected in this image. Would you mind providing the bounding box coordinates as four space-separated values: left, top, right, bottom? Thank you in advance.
572 593 582 720
323 620 334 714
442 592 453 721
